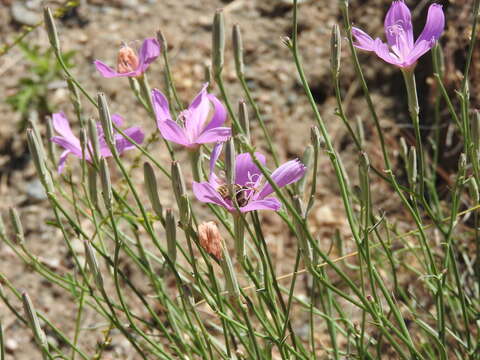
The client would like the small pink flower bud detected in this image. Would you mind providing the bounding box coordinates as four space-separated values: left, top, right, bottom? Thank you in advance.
116 45 139 74
198 221 223 260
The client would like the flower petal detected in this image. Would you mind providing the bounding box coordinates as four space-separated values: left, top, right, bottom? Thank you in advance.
137 38 161 73
52 112 78 142
185 83 210 139
115 126 144 154
235 152 266 186
203 94 227 131
415 4 445 46
240 198 282 212
111 114 124 127
192 181 233 211
405 40 433 66
94 60 138 78
195 127 232 144
50 136 82 158
373 38 403 67
352 27 376 51
157 119 190 146
57 150 70 174
209 142 223 187
152 89 172 124
384 0 414 50
257 159 307 199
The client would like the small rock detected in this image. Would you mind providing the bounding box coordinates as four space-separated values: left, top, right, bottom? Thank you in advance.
26 178 47 201
5 338 18 354
11 2 41 26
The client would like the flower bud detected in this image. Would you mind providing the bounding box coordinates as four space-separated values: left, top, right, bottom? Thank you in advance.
22 292 48 349
9 208 24 244
87 117 101 164
46 116 56 165
0 212 6 240
232 24 244 76
165 209 177 264
330 24 341 76
292 195 312 266
355 116 365 147
468 177 479 204
238 101 250 142
144 162 164 221
26 129 53 193
198 221 223 260
84 240 104 289
225 138 236 188
212 9 225 75
80 127 88 158
407 146 417 188
117 44 139 74
99 158 112 210
43 8 60 51
296 145 313 194
97 93 115 149
310 126 324 149
171 161 190 225
156 30 167 53
87 167 98 209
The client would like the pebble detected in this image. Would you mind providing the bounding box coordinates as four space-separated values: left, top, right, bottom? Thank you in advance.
10 1 41 26
26 178 47 201
5 338 18 353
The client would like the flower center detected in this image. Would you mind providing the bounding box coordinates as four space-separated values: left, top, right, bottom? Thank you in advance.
386 21 411 60
117 46 139 73
217 184 256 207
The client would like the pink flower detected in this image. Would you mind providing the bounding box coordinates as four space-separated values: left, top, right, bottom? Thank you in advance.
352 1 445 68
152 83 231 149
50 112 144 173
94 38 160 78
192 143 307 213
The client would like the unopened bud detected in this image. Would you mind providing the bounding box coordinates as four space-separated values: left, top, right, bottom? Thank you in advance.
399 137 408 161
407 146 417 187
472 110 480 152
0 212 6 239
238 101 250 142
117 44 139 74
433 45 445 75
87 167 98 208
26 129 53 193
165 209 177 264
9 208 24 244
198 221 223 260
80 128 88 158
46 116 56 165
232 24 244 76
296 145 313 193
171 162 190 225
22 292 47 349
212 9 225 75
225 138 236 189
330 24 341 76
97 93 115 149
156 30 167 52
99 158 112 209
355 116 365 147
87 117 101 164
144 162 164 220
310 126 323 149
43 8 60 51
84 240 104 289
468 177 479 204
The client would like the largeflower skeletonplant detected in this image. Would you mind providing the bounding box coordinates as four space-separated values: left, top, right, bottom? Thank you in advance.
152 83 232 149
50 112 144 173
352 0 445 68
94 37 161 78
192 143 307 212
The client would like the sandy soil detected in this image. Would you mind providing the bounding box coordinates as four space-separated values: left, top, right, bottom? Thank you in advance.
0 0 478 358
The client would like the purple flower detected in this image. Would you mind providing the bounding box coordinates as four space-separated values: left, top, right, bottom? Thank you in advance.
192 143 307 213
94 38 161 78
152 83 232 149
352 1 444 68
50 112 144 173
